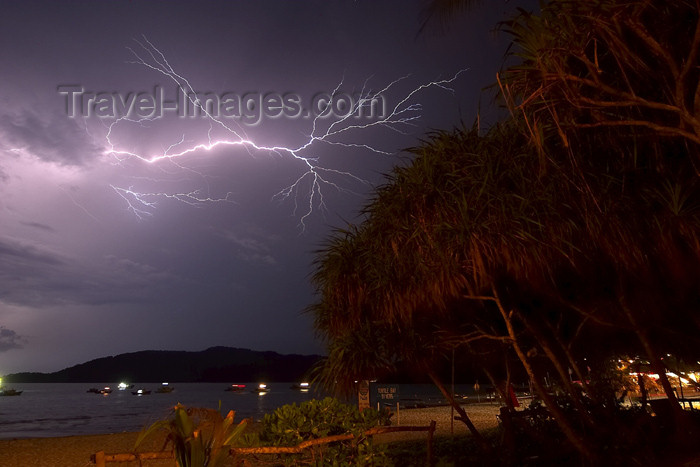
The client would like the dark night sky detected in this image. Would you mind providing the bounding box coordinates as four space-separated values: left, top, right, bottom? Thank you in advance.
0 0 537 373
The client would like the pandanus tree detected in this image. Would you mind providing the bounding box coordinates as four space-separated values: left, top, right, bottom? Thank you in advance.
310 119 699 462
311 121 613 457
311 0 700 461
500 0 700 152
499 0 700 424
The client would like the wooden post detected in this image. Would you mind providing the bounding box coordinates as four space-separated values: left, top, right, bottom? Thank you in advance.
358 380 370 412
93 451 105 467
426 420 436 466
396 402 400 426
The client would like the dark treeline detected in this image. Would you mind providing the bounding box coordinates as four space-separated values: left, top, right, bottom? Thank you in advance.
4 347 321 383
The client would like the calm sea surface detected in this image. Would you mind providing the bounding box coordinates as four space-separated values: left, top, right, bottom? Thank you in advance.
0 382 483 439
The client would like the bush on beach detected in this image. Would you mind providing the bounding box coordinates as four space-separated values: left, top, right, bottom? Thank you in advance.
135 403 247 467
241 397 392 466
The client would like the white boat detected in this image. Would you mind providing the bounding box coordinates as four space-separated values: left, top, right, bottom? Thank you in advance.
155 382 174 393
290 382 310 392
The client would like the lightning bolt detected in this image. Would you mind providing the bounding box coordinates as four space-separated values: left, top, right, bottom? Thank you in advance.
102 36 467 228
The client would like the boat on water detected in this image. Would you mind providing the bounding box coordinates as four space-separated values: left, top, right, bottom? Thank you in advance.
132 389 151 396
290 382 310 392
155 382 174 393
0 388 22 396
253 383 269 394
225 384 247 392
118 382 134 390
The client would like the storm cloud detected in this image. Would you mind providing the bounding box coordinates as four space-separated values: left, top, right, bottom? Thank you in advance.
0 110 100 167
0 0 536 373
0 326 26 352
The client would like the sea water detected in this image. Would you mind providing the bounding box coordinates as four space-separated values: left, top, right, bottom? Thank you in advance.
0 382 487 439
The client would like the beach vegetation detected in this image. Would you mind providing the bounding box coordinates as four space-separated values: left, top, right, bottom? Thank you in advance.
310 0 700 463
241 397 392 466
134 403 247 467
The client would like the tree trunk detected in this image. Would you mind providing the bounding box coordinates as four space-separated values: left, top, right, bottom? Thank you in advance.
493 293 597 461
427 369 491 453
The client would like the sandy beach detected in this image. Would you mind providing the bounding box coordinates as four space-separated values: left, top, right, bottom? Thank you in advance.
375 402 503 443
0 431 174 467
0 403 503 467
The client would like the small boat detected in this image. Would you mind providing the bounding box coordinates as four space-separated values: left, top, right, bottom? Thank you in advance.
99 387 112 395
87 387 100 393
290 382 310 392
253 383 269 394
225 384 246 392
155 382 174 393
132 389 151 396
0 388 22 396
117 382 134 390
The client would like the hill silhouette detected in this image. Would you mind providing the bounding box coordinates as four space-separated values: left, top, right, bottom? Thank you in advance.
3 347 322 383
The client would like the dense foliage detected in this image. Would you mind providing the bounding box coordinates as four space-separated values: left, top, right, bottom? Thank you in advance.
135 404 247 467
310 0 700 463
244 397 392 466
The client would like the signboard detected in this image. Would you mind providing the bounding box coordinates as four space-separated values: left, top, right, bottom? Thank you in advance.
376 385 399 401
372 385 400 409
358 380 370 412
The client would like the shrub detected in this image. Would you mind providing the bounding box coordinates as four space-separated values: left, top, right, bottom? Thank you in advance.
135 403 247 467
245 397 392 466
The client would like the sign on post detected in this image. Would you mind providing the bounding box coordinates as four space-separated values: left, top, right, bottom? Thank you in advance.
376 385 399 401
358 380 370 412
373 384 399 411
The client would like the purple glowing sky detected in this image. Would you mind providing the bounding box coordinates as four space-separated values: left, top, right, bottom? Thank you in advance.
0 1 535 373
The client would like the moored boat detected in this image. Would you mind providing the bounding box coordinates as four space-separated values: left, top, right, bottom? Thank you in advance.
155 382 174 393
290 382 310 392
225 384 246 392
253 383 269 394
0 388 22 396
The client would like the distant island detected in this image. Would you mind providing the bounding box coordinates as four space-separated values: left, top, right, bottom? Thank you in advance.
2 346 322 383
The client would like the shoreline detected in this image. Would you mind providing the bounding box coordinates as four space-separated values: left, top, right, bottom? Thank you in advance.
0 404 503 466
